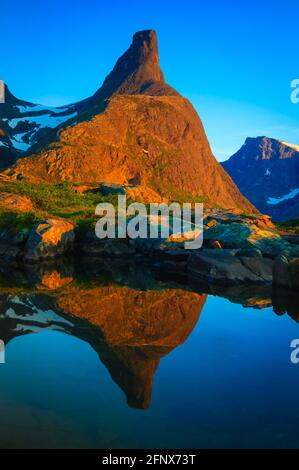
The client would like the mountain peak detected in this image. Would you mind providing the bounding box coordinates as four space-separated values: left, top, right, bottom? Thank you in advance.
0 31 254 214
132 29 159 52
244 136 272 146
222 136 299 221
242 136 299 155
93 29 176 100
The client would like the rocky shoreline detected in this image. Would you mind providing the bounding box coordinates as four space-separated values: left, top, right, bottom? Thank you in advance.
1 202 299 290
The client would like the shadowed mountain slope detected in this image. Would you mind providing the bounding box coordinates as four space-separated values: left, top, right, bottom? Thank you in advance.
222 137 299 220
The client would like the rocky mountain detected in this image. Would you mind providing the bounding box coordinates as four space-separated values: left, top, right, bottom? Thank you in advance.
222 137 299 221
0 30 254 211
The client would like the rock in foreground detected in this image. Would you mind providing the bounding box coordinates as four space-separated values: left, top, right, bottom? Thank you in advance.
273 256 299 291
0 193 33 212
188 249 273 286
24 218 75 263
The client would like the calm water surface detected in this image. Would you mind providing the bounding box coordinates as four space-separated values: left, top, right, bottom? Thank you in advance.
0 262 298 449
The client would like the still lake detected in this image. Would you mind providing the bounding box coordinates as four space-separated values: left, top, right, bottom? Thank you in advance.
0 261 298 449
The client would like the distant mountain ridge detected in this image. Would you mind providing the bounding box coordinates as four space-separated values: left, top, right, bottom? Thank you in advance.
0 30 255 212
0 84 78 166
222 136 299 221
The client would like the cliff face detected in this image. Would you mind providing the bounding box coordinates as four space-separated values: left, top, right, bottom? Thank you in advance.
92 30 176 99
1 30 255 211
222 137 299 221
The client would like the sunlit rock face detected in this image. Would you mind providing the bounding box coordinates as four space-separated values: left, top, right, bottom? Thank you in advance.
0 31 254 212
24 218 75 263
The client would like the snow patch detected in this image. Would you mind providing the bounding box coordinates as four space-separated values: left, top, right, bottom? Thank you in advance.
5 301 74 327
11 132 31 151
7 112 77 130
16 104 71 114
14 324 66 333
267 188 299 205
5 110 77 151
280 141 299 152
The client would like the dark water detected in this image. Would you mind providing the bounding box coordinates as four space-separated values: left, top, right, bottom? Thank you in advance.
0 259 299 449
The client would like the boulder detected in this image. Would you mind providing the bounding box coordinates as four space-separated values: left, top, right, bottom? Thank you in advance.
73 183 99 195
99 183 126 196
24 217 75 263
204 219 290 258
273 255 289 287
288 259 299 291
188 249 273 286
74 182 165 204
239 256 273 282
125 185 165 204
0 193 33 212
81 232 136 257
237 247 262 258
0 228 29 261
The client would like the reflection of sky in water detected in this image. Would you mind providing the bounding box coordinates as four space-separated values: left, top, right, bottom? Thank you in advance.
1 295 299 449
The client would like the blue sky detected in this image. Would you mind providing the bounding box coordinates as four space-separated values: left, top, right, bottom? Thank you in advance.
1 0 298 160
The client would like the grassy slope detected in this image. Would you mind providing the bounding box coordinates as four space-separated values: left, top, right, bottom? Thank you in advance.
275 219 299 234
0 181 119 237
0 179 213 236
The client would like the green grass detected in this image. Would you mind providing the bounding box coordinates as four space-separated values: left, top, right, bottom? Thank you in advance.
0 181 120 234
275 218 299 234
0 210 39 234
0 179 256 237
149 179 210 206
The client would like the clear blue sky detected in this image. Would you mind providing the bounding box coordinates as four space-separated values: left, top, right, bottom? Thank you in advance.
1 0 298 160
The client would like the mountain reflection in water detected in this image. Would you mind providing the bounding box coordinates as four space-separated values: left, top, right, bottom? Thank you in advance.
0 258 207 410
0 257 299 448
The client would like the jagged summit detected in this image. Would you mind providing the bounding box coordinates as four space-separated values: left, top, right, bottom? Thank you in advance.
93 29 176 99
226 136 299 165
1 30 173 112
